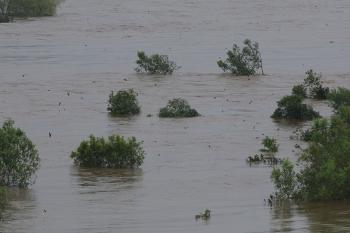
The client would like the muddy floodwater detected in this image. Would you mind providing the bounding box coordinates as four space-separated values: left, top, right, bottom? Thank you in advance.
1 0 350 232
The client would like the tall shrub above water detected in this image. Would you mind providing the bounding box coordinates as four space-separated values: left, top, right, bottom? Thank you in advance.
0 119 40 187
71 135 145 168
217 39 263 76
107 89 141 116
135 51 179 75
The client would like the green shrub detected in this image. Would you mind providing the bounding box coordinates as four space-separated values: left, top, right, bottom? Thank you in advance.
0 186 6 209
3 0 58 18
271 106 350 201
260 136 279 153
0 119 40 187
135 51 179 75
303 69 329 100
159 98 200 118
71 135 145 168
328 87 350 110
271 159 297 200
217 39 263 76
271 95 319 120
107 89 141 116
292 84 307 98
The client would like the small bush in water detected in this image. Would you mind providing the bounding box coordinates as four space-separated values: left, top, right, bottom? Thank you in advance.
0 119 40 187
292 84 307 98
271 159 297 200
135 51 179 75
71 135 145 168
0 0 59 20
159 98 200 118
107 89 141 116
261 136 279 153
271 95 319 120
303 69 329 100
328 87 350 111
217 39 263 76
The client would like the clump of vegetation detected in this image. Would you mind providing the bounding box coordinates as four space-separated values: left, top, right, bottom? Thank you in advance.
0 186 6 209
248 137 281 165
292 84 307 98
328 87 350 110
0 0 59 21
195 209 211 221
217 39 263 76
271 95 320 120
71 135 145 168
135 51 179 75
303 69 329 100
271 106 350 201
271 159 297 200
159 98 200 118
107 89 141 116
0 119 40 187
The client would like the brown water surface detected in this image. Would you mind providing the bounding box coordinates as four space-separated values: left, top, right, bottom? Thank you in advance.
1 0 350 232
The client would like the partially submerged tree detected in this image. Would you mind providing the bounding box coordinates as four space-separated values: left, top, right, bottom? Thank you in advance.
0 119 40 187
159 98 200 118
271 106 350 201
303 69 329 100
107 89 141 116
217 39 263 76
135 51 179 75
71 135 145 168
292 84 307 98
271 95 319 120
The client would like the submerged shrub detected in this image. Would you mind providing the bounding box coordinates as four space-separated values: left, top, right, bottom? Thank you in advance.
271 95 319 120
217 39 263 76
328 87 350 110
135 51 179 75
0 119 40 187
260 136 279 153
0 0 58 19
292 84 307 98
303 69 329 100
271 159 297 200
159 98 200 118
71 135 145 168
107 89 141 116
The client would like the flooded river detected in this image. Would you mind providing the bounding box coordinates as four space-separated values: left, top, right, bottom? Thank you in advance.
1 0 350 232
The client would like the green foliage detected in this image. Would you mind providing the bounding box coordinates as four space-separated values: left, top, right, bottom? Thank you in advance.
4 0 58 18
0 119 40 187
271 95 320 120
303 69 329 100
292 84 307 98
328 87 350 110
0 186 6 210
71 135 145 168
135 51 179 75
159 98 200 118
107 89 141 116
217 39 263 76
271 159 297 200
261 136 279 153
271 106 350 201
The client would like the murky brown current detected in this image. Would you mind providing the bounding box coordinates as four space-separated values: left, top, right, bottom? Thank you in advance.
1 0 350 232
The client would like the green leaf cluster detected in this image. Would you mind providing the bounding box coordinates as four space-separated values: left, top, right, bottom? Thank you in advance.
217 39 263 76
159 98 200 118
0 119 39 187
271 95 319 120
328 87 350 111
71 135 145 168
135 51 179 75
107 89 141 116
